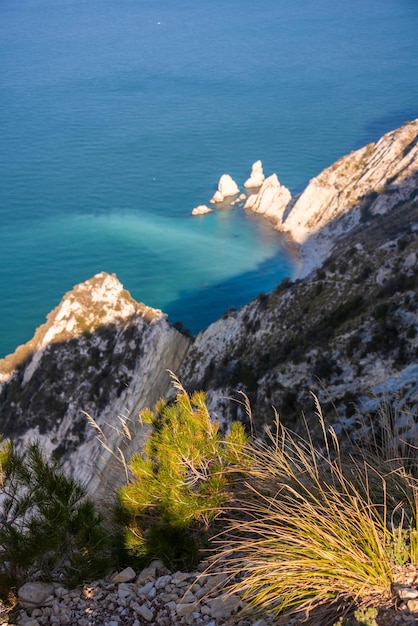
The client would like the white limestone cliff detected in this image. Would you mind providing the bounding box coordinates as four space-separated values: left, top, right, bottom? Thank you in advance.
244 173 292 223
244 160 265 188
210 174 240 203
282 119 418 275
0 272 191 495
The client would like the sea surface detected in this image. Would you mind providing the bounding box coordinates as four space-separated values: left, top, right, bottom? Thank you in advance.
1 0 418 358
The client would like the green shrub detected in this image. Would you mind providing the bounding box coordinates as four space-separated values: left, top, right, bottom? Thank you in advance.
116 380 249 570
0 439 111 591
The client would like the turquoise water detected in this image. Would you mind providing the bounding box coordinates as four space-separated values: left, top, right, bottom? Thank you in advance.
1 0 418 357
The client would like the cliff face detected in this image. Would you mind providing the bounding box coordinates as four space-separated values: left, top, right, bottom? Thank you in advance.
179 120 418 434
1 121 417 496
0 273 191 492
179 197 418 435
244 119 418 277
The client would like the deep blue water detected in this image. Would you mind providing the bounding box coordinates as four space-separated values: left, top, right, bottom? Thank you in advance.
1 0 418 357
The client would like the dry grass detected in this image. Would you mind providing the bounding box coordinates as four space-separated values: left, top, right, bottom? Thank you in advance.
210 398 418 625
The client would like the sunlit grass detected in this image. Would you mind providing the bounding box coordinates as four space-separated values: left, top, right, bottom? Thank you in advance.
211 398 418 624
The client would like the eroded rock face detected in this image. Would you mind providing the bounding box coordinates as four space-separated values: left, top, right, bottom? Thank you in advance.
284 120 418 239
244 173 292 223
282 119 418 275
242 120 418 278
0 272 191 493
210 174 240 203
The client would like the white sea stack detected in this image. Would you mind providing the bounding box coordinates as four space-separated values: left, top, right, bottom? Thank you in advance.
244 173 292 223
191 205 212 216
244 160 265 188
210 174 240 203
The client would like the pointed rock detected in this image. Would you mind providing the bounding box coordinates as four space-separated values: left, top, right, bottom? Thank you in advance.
244 160 265 188
244 173 292 223
210 174 240 203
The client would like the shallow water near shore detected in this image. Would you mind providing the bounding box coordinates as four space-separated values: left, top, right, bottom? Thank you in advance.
1 0 418 356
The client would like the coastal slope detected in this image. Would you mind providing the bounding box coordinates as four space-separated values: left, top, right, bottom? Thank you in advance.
0 120 417 495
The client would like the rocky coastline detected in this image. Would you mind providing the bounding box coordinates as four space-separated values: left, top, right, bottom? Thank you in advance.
1 119 417 496
0 119 418 626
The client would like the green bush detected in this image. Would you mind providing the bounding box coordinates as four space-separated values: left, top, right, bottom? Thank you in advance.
0 439 111 591
116 382 249 569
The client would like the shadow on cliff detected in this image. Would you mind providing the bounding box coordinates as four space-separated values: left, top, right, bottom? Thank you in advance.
0 319 175 448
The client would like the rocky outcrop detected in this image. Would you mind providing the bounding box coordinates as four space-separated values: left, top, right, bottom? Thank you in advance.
244 160 265 188
210 174 240 203
284 120 418 243
179 197 418 434
244 173 292 224
0 272 191 494
243 120 418 277
191 205 212 216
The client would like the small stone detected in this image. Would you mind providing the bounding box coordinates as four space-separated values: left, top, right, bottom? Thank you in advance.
155 574 172 589
18 582 55 609
207 593 241 619
54 587 68 599
181 590 197 603
111 566 137 583
147 586 157 599
172 571 193 583
176 603 197 618
136 604 154 621
136 581 154 596
397 587 418 600
136 564 157 584
407 598 418 613
118 583 133 600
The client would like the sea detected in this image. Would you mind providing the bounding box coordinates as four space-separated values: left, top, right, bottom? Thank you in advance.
1 0 418 358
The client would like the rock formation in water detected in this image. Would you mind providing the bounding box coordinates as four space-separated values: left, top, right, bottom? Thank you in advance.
244 160 265 188
210 174 240 203
1 120 417 497
192 205 213 216
244 173 292 221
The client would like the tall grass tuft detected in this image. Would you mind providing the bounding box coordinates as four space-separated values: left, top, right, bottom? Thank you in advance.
212 398 418 625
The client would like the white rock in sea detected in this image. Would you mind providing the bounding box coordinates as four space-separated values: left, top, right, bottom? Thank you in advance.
244 173 292 223
244 160 265 188
191 205 213 216
210 174 240 203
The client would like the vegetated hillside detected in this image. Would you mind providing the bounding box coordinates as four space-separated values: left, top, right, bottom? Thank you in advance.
179 197 418 436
